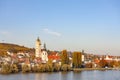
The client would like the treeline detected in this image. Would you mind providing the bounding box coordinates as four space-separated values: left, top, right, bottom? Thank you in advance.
0 63 71 74
0 64 19 74
0 49 83 74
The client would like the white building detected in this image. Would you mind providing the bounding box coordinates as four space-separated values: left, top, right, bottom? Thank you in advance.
82 54 85 62
41 50 48 63
35 37 41 57
35 37 48 63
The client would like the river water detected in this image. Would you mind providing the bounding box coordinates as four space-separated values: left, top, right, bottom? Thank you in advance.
0 70 120 80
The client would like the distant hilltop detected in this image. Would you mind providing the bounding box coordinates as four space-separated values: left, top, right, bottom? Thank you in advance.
0 43 34 56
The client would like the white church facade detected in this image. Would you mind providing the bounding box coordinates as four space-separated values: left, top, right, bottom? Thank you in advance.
35 37 48 63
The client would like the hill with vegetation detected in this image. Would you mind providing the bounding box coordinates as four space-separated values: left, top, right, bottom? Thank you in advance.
0 43 33 56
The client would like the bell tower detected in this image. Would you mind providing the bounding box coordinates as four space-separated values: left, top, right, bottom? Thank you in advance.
35 37 41 57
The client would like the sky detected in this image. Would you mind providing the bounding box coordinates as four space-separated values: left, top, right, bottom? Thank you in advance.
0 0 120 55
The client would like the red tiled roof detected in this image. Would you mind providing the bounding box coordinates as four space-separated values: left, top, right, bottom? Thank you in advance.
48 55 60 60
94 59 100 63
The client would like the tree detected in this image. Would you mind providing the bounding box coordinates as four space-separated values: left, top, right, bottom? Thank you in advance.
61 50 69 65
85 63 92 68
98 58 107 68
32 65 38 72
53 63 61 72
72 52 82 68
10 64 19 73
61 64 71 71
38 64 46 72
1 64 11 74
109 61 119 68
22 64 31 73
44 64 53 72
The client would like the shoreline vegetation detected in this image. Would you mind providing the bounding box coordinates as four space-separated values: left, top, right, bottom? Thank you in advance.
0 64 72 74
0 64 120 75
0 45 120 75
0 68 120 75
73 68 120 71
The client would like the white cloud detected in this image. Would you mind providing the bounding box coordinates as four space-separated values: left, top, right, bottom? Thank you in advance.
43 28 61 37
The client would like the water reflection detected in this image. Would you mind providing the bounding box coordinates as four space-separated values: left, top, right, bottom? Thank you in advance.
35 73 41 80
60 72 73 80
73 71 82 80
1 71 120 80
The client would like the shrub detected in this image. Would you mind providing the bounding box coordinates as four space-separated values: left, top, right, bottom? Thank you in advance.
22 64 31 73
46 64 53 72
0 64 11 74
53 63 61 72
61 64 71 71
38 64 46 72
32 65 38 72
67 65 71 71
10 64 19 73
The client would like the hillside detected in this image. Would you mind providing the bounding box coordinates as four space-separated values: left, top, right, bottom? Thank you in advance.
0 43 33 56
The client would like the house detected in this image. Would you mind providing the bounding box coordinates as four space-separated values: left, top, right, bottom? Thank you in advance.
48 51 60 63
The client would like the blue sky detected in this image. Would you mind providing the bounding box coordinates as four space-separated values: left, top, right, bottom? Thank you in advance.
0 0 120 55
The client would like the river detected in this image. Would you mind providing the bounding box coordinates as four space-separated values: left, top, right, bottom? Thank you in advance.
0 70 120 80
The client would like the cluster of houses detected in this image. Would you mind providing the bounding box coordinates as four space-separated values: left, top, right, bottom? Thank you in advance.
0 38 62 70
0 37 120 70
84 53 120 68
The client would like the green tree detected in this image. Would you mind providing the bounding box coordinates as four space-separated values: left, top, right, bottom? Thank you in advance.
72 52 82 68
61 50 69 65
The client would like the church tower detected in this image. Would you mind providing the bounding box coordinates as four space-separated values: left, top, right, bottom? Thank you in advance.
43 43 47 50
35 37 41 57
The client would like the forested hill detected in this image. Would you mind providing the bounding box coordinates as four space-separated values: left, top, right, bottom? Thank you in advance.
0 43 33 56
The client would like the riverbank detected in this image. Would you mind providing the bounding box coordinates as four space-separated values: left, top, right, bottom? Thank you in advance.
1 67 120 75
73 68 120 71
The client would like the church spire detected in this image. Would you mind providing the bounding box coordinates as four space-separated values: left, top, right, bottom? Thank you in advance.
37 37 40 41
44 43 47 50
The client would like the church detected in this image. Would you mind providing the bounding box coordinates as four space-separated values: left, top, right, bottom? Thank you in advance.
35 37 48 63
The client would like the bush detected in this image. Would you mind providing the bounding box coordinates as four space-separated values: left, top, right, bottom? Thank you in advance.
0 64 11 74
53 63 61 72
46 64 53 72
38 64 46 72
61 64 71 71
22 64 31 73
10 64 19 73
32 65 38 72
67 65 71 71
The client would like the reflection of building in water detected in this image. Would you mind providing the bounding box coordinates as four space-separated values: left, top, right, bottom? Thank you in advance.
35 73 46 80
35 73 40 80
58 72 62 80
